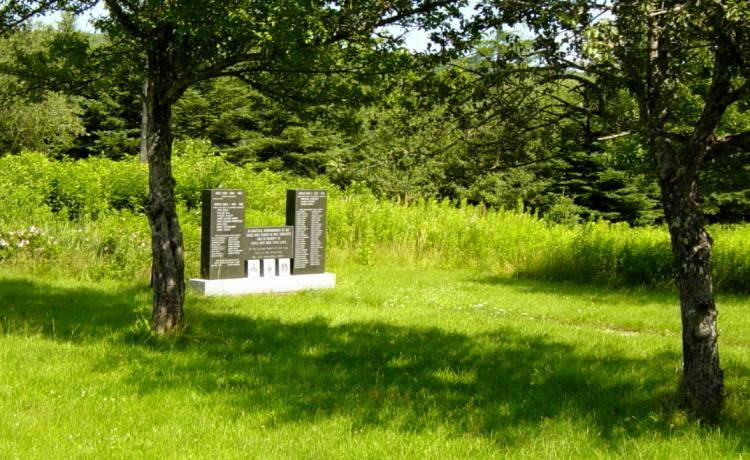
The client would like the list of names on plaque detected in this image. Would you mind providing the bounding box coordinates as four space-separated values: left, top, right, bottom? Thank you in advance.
293 208 309 268
286 189 326 274
200 189 246 279
309 208 323 266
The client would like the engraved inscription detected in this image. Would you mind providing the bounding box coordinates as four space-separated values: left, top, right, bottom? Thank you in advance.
286 189 326 274
244 226 294 259
200 189 246 279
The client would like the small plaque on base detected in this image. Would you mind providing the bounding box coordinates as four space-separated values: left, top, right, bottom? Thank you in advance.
247 260 261 278
278 258 291 276
262 259 276 277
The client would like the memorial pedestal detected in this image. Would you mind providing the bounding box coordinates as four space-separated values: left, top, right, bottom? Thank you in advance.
189 273 336 296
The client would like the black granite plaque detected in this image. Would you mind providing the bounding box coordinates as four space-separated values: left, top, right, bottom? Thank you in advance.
286 189 327 274
200 189 246 279
244 226 294 259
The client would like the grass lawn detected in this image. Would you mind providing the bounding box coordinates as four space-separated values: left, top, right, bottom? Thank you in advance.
1 259 749 458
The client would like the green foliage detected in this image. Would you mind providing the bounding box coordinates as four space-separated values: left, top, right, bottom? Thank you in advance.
1 22 745 226
327 44 668 223
0 151 56 222
544 195 583 226
0 91 85 155
550 150 662 225
336 100 457 201
46 157 109 219
0 25 89 156
173 78 352 175
3 151 750 292
463 169 551 213
701 102 750 222
0 21 142 159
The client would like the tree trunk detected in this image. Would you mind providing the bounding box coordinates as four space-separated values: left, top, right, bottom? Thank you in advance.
143 53 185 333
658 149 723 419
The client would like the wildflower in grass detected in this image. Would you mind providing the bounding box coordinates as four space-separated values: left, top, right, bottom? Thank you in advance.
17 239 29 248
0 239 7 249
28 225 41 235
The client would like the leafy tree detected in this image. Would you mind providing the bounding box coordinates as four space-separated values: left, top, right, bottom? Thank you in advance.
0 21 87 155
99 0 464 332
473 0 750 418
335 43 565 209
440 37 660 222
173 77 352 175
339 91 458 201
701 103 750 222
0 89 84 153
0 2 96 155
550 149 661 225
0 0 90 34
0 13 144 158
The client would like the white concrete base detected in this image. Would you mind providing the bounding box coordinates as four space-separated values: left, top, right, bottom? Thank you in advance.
189 272 336 296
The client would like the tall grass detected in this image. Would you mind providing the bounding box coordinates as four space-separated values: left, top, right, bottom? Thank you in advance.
329 194 750 292
1 144 749 292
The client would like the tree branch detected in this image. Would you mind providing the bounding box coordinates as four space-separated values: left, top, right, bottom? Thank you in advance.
707 131 750 158
374 0 456 29
597 131 633 141
325 0 456 45
0 0 58 35
688 22 735 160
103 0 141 37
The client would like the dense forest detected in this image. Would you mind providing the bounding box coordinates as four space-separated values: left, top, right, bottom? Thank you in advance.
2 14 747 226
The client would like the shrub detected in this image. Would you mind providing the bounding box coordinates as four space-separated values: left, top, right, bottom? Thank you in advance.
0 92 85 155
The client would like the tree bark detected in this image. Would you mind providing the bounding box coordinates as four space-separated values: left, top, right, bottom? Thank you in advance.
143 50 185 333
139 75 150 164
657 146 723 419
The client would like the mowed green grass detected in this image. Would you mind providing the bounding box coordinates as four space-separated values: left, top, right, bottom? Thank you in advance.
1 260 749 458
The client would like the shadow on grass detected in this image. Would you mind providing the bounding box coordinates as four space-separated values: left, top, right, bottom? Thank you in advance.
0 277 148 338
0 276 748 451
471 274 680 306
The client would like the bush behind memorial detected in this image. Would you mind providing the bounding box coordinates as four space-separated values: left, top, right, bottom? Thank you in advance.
1 141 749 292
